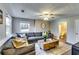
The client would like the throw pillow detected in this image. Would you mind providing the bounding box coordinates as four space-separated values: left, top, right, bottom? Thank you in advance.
12 38 28 48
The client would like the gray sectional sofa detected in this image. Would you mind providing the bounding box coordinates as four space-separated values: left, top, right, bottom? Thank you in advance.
1 32 44 55
0 35 35 55
1 32 53 55
26 32 44 43
16 32 44 43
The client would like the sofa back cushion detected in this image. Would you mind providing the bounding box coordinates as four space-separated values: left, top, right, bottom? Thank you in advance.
16 33 26 38
34 32 42 37
27 33 35 37
27 32 42 37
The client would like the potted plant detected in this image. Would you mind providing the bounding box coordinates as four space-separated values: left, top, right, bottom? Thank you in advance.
43 32 48 42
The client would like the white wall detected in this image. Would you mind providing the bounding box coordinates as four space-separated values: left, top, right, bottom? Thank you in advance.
50 17 76 44
12 17 50 33
12 17 35 33
73 18 79 43
35 20 50 32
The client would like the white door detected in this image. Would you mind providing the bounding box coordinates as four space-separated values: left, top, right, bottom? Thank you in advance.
75 20 79 42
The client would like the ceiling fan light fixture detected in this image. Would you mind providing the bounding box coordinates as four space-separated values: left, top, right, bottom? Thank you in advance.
43 11 49 14
44 17 49 20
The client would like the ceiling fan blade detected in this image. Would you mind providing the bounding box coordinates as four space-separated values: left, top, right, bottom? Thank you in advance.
54 14 72 16
51 17 55 18
49 14 54 15
37 14 43 16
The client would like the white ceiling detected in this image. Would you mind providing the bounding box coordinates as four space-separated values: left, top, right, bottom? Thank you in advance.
2 3 79 20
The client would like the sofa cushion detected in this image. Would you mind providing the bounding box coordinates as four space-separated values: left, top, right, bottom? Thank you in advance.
27 33 35 37
2 48 15 55
15 44 35 55
28 36 44 40
16 33 26 38
12 38 28 48
2 44 35 55
34 32 42 37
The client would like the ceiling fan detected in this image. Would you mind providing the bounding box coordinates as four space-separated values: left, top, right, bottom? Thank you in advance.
38 12 55 18
36 12 56 20
37 11 68 18
36 11 70 20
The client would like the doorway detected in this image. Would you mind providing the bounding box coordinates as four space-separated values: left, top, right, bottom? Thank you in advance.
59 22 67 42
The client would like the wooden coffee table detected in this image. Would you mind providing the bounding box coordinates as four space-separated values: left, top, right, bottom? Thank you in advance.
43 39 59 50
35 41 71 55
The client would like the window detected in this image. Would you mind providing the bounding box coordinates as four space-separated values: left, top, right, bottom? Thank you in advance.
20 22 30 32
6 16 12 37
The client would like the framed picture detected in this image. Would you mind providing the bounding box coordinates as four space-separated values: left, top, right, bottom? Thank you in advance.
41 23 46 29
20 22 30 32
0 9 3 24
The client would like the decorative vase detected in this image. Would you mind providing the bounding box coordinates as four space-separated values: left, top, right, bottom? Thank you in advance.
44 37 46 42
44 35 48 42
